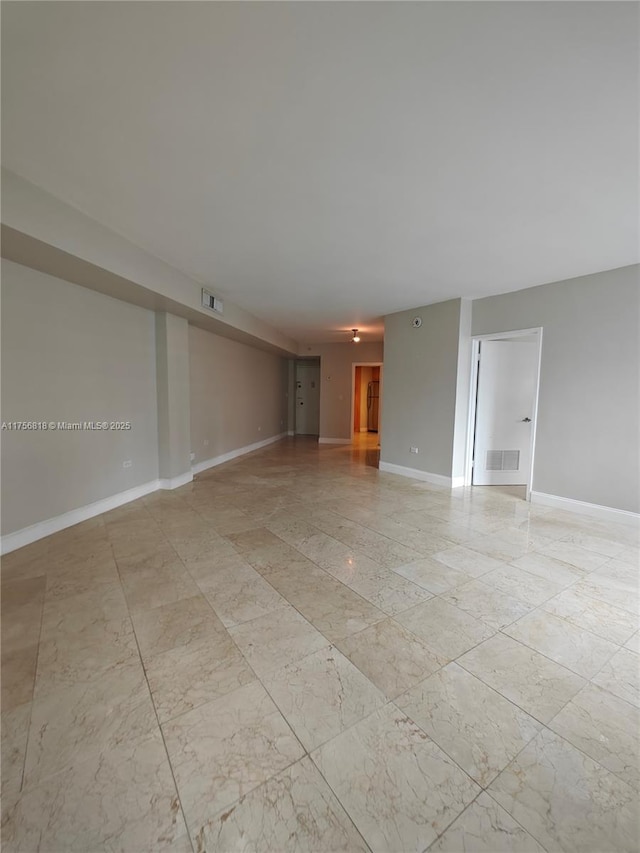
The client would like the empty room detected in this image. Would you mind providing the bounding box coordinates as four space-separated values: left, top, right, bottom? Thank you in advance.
1 2 638 852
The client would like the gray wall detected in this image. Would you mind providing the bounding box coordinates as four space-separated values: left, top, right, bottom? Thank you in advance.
472 265 640 513
1 259 159 535
305 342 384 440
189 325 288 463
381 299 464 477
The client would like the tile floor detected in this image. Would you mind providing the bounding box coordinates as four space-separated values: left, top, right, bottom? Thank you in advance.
1 436 639 852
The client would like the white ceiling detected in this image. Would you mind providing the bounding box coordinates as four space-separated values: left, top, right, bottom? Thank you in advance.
2 2 638 344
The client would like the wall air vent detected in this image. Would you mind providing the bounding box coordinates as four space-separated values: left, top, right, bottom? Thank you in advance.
486 450 520 471
201 289 223 314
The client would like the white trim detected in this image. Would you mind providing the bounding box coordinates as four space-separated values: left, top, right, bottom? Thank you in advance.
1 479 160 555
379 460 462 488
286 430 295 436
158 472 193 490
1 434 290 555
318 437 351 445
530 491 640 526
464 326 543 500
192 432 287 474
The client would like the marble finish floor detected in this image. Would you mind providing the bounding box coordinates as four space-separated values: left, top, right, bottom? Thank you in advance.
2 437 639 852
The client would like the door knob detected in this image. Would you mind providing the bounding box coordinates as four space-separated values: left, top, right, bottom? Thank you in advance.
521 417 531 422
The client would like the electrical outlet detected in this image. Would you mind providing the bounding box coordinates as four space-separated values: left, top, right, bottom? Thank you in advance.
203 439 209 446
190 452 196 462
410 447 419 454
122 460 132 468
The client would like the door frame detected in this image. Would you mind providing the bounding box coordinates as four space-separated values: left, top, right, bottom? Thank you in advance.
464 328 543 500
350 362 383 441
294 357 321 436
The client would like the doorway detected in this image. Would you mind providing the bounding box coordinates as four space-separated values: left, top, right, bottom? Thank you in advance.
352 363 383 440
295 358 320 436
466 329 542 498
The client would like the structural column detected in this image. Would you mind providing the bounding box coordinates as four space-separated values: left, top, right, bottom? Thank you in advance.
155 312 192 487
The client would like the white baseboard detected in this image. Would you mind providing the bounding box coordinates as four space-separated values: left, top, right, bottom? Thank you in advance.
1 434 291 555
158 472 193 490
530 491 639 526
379 460 461 488
192 432 287 475
286 430 295 436
1 479 162 555
318 437 352 445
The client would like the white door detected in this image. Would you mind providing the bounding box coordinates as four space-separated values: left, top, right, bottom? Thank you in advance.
472 340 538 486
295 362 320 435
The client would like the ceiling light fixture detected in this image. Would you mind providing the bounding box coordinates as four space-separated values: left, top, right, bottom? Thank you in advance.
351 329 361 343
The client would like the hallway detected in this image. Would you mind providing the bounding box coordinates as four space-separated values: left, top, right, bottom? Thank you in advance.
2 437 638 852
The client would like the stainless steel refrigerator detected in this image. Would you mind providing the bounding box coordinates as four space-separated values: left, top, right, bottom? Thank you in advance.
367 380 380 432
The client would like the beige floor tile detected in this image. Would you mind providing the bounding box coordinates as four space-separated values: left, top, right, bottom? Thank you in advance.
560 531 628 558
549 683 640 791
341 566 434 616
282 575 385 642
172 535 240 576
336 618 445 699
24 659 156 787
510 552 588 586
263 646 386 751
144 634 255 721
312 703 480 853
432 545 505 578
397 663 541 786
465 534 536 563
542 585 638 645
429 791 546 852
1 576 46 611
442 579 532 630
592 647 640 708
44 561 120 601
458 633 585 723
179 549 249 584
226 527 286 554
573 574 639 616
199 561 286 627
131 594 225 657
2 732 191 852
120 564 201 612
625 631 640 652
481 564 566 606
395 598 494 661
40 582 129 638
200 757 368 853
228 606 328 677
3 439 636 852
1 644 39 712
537 540 610 572
35 616 138 697
392 557 472 594
162 681 304 832
504 609 619 679
488 729 639 853
1 702 31 789
1 601 43 657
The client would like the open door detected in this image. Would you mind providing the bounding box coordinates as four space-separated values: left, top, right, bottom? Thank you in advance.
472 339 539 486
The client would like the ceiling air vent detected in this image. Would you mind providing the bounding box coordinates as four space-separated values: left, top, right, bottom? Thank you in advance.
201 289 223 314
486 450 520 471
